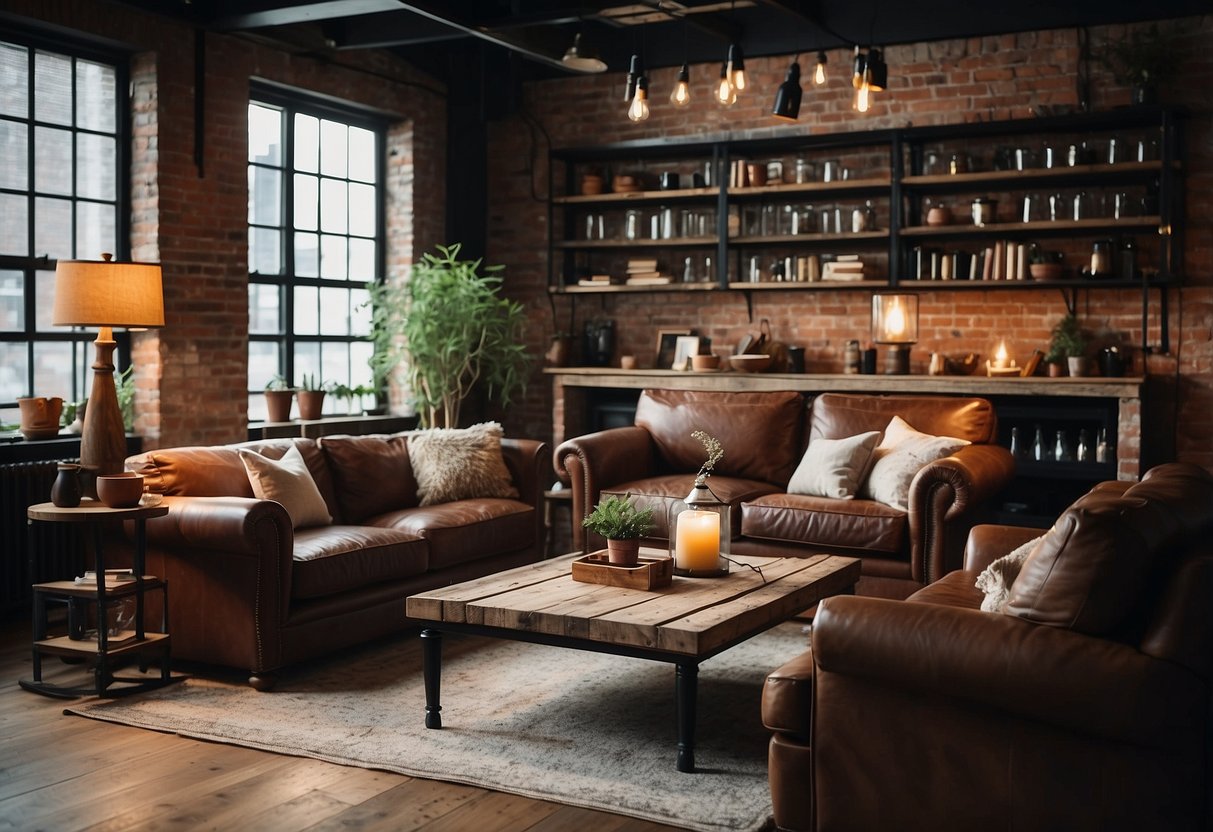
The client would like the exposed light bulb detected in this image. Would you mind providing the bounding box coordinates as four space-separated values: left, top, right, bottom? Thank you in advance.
733 66 747 91
814 51 827 85
728 43 747 91
715 63 736 106
628 77 650 122
855 79 870 113
670 63 691 107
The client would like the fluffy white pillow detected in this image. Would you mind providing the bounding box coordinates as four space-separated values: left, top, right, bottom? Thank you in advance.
859 415 970 511
407 421 519 507
787 431 882 499
975 535 1044 612
240 444 332 529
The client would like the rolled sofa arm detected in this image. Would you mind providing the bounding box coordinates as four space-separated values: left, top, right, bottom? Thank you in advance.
907 443 1016 584
138 495 293 555
554 426 654 552
812 594 1202 748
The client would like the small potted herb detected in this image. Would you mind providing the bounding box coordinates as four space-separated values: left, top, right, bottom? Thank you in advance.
1045 314 1088 377
264 374 295 422
583 494 655 566
297 373 329 420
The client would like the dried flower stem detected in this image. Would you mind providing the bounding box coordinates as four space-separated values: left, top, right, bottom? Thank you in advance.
692 430 724 485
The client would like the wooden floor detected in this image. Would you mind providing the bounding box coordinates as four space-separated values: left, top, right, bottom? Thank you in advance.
0 618 684 831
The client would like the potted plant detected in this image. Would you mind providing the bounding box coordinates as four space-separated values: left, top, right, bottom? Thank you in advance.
582 494 655 567
1045 314 1088 377
297 373 328 420
264 374 295 422
1099 24 1178 105
366 243 530 428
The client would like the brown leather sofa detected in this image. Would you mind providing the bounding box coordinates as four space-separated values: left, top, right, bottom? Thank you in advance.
762 462 1213 831
120 432 547 688
555 390 1015 598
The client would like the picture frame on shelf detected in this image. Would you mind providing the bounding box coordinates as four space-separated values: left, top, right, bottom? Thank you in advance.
656 329 693 370
672 335 703 371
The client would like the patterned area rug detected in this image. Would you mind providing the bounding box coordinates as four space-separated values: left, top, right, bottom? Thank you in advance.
69 622 810 831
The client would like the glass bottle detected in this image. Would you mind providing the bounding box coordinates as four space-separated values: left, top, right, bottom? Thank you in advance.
1009 426 1021 458
1096 428 1109 463
1032 425 1045 462
1076 429 1091 462
1054 430 1071 462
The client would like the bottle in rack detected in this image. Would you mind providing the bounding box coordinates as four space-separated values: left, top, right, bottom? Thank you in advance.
1096 427 1110 463
1009 426 1021 458
1032 425 1045 462
1076 429 1091 462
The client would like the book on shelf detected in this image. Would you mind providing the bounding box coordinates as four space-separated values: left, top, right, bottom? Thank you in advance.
577 274 615 287
625 258 659 272
822 259 869 282
625 275 673 286
74 568 136 585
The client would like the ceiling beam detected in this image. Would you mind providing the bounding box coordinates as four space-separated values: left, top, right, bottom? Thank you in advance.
212 0 404 30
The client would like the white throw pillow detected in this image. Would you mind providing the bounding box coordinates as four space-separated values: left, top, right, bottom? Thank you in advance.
787 431 882 499
407 421 519 507
975 535 1044 612
240 444 333 529
859 415 970 511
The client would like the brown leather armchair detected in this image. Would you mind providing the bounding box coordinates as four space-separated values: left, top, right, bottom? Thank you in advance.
762 462 1213 831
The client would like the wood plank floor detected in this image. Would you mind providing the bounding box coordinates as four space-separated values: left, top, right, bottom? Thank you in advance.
0 618 685 831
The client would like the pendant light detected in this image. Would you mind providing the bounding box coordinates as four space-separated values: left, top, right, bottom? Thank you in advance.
865 47 887 91
628 75 650 122
715 61 737 106
624 53 642 102
561 32 607 73
814 50 828 85
772 59 802 121
670 15 691 107
728 43 747 91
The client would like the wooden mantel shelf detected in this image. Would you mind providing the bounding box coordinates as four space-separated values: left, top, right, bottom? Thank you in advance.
545 368 1145 400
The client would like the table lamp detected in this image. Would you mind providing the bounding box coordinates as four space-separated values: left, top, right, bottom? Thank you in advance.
53 254 164 479
872 293 918 375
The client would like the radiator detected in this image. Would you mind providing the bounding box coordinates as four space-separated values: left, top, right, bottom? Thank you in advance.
0 461 86 617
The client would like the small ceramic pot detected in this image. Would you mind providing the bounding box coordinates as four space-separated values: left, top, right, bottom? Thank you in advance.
606 538 641 567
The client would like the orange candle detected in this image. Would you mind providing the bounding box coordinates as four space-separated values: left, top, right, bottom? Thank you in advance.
675 510 720 572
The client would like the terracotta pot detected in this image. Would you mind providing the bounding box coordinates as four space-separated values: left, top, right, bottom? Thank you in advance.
605 538 641 567
1047 361 1065 378
264 389 295 422
297 390 326 420
17 396 63 440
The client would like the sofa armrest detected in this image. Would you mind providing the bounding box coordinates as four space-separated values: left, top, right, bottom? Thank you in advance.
812 594 1203 748
962 523 1046 572
554 426 655 552
139 495 293 555
907 443 1016 584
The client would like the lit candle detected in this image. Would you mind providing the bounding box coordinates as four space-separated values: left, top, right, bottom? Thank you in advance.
675 510 720 572
993 340 1009 369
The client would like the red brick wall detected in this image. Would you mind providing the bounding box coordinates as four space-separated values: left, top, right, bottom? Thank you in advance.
486 20 1213 472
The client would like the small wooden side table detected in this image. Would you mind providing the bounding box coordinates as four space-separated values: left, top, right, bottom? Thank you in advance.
21 500 181 698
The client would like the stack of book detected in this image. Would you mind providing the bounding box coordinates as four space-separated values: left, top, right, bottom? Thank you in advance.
74 568 137 585
576 273 615 287
624 258 672 286
822 255 869 282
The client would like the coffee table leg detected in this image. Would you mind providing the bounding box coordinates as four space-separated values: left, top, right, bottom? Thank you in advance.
421 628 442 729
676 661 698 772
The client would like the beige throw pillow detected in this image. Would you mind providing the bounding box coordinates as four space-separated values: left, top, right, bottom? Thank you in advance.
859 415 970 511
787 431 882 499
239 444 332 529
975 535 1043 612
407 422 519 507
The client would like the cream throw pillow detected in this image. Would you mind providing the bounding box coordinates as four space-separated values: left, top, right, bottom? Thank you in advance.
240 444 332 529
787 431 882 499
407 422 519 507
975 535 1044 612
859 415 970 511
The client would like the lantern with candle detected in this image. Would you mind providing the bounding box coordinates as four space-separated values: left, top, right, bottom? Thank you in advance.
669 431 730 577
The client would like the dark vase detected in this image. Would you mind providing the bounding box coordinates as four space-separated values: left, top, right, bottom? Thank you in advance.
51 463 82 508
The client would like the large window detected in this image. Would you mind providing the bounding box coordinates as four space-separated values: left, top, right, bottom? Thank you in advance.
0 35 125 428
246 90 381 421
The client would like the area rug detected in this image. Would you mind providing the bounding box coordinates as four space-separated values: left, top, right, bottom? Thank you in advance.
68 622 811 832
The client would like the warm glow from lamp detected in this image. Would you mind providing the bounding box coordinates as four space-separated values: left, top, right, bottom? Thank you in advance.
855 70 872 113
872 294 919 375
715 63 737 106
627 76 650 122
53 254 164 480
814 51 827 85
670 63 691 107
994 341 1009 369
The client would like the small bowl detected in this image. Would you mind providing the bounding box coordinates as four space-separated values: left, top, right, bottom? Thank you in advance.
96 473 144 508
1029 263 1064 281
729 354 772 373
691 354 720 371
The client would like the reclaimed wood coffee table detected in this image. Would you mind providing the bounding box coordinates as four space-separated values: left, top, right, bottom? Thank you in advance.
405 549 860 772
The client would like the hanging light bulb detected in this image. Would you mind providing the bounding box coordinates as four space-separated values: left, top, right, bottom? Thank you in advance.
854 64 872 113
628 75 650 122
624 54 642 102
814 50 828 85
670 63 691 107
715 62 737 106
728 43 747 91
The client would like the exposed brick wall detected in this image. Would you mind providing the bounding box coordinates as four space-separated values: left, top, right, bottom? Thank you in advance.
486 19 1213 473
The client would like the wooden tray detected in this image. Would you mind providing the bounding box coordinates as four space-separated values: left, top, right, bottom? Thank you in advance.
571 551 673 590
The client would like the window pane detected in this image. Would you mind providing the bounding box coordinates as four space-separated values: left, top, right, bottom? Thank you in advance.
248 283 281 334
321 341 348 391
33 197 71 260
0 193 28 255
320 119 347 178
34 51 71 126
76 132 115 200
349 126 375 183
0 342 29 400
294 113 318 173
319 287 349 335
33 268 66 331
0 42 29 118
350 341 373 388
0 121 28 190
248 166 281 225
294 232 319 277
348 238 376 282
0 271 24 329
320 234 347 280
75 201 115 259
248 104 282 166
247 393 268 422
248 226 281 275
293 286 319 335
319 178 347 233
293 173 318 230
293 341 319 386
349 182 375 237
33 341 72 399
248 340 280 390
350 287 371 336
75 60 116 132
34 126 72 195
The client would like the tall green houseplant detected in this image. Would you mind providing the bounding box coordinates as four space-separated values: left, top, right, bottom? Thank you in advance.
367 244 530 428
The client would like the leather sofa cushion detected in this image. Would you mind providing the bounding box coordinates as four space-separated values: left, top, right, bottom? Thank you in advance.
320 434 419 523
741 493 906 555
369 499 535 571
810 393 997 445
292 525 428 600
634 389 805 486
1005 463 1213 635
762 648 815 738
907 569 985 609
604 475 779 540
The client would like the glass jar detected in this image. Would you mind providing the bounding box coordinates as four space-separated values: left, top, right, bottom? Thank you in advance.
1090 240 1114 278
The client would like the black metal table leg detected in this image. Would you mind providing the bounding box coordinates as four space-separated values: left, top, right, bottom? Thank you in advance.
421 628 443 729
675 661 699 772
